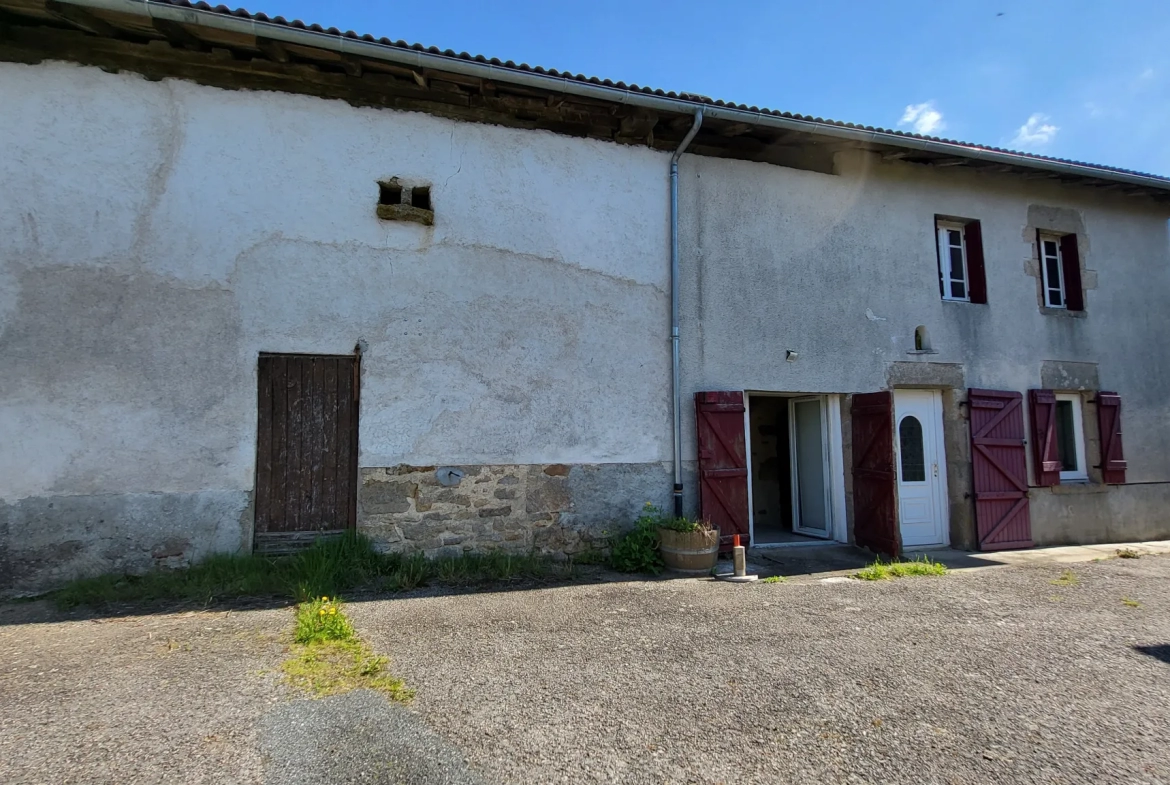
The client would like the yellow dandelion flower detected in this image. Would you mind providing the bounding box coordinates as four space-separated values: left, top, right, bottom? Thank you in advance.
318 609 325 616
321 597 329 602
329 608 337 615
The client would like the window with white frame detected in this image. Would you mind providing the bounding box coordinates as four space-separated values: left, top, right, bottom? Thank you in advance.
1054 393 1087 481
1039 234 1066 308
936 222 969 301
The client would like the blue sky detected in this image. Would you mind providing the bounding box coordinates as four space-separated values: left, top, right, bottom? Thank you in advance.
262 1 1170 176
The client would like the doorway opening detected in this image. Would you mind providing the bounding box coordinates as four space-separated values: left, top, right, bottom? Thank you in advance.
747 393 840 546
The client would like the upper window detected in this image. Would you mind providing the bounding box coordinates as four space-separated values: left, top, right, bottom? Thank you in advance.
937 223 969 301
1035 231 1084 312
935 218 987 304
1039 234 1066 308
1054 393 1088 481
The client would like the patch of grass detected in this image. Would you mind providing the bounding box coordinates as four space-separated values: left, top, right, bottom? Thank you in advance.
51 532 578 609
1116 548 1141 559
854 556 947 581
1050 569 1079 586
1121 597 1142 608
282 599 412 702
569 547 609 566
760 575 788 584
294 597 354 644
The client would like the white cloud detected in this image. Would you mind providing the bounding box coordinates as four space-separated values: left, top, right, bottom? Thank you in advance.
1011 113 1059 147
899 101 945 135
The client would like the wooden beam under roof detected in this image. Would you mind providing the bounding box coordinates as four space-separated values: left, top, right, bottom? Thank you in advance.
151 18 203 50
255 37 289 63
44 0 117 36
717 121 753 137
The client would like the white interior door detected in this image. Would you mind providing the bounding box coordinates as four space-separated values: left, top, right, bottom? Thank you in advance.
894 390 949 547
790 397 832 538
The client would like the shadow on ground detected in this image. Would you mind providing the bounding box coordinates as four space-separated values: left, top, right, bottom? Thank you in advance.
751 544 1010 577
0 564 726 627
1134 644 1170 665
1 545 1009 627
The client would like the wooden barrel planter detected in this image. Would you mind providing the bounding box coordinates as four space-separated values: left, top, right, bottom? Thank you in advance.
658 527 720 575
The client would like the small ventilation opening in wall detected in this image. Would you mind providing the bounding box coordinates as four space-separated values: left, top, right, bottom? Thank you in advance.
914 325 932 351
379 181 402 206
410 186 431 211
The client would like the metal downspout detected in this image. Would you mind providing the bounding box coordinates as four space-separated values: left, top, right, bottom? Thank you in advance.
670 110 703 518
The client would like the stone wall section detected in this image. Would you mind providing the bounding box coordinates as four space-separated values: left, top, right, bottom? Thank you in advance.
359 464 598 558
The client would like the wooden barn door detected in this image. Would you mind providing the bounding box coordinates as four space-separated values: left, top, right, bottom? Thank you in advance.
695 391 750 550
255 353 359 554
969 389 1032 550
851 391 899 557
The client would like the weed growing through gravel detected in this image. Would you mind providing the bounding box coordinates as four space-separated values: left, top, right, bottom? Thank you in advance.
1116 548 1141 559
52 532 579 609
760 575 788 584
854 556 947 581
294 597 355 644
1050 570 1079 586
1121 597 1142 608
282 598 413 702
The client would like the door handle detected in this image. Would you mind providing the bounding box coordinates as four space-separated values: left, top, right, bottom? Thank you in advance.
932 462 939 477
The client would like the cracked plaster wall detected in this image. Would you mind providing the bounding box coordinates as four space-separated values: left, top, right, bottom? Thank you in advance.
0 62 671 592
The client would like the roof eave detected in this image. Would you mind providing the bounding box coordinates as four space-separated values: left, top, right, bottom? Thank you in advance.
30 0 1170 196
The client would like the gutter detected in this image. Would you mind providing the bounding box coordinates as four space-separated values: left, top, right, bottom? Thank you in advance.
46 0 1170 194
670 110 702 518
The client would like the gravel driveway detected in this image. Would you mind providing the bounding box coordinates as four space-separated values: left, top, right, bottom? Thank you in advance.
2 554 1168 784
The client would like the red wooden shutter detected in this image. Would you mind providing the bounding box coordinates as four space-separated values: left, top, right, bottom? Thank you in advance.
969 389 1033 550
1060 234 1084 311
964 220 987 304
851 391 899 558
1028 389 1061 486
1096 392 1127 484
695 391 749 550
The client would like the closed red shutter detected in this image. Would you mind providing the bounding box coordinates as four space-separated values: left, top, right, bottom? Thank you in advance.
969 389 1033 550
851 391 899 557
695 391 750 549
1096 392 1127 484
964 220 987 304
1029 389 1061 486
1060 234 1084 311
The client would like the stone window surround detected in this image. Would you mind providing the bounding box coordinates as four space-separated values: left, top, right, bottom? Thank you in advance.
1022 205 1096 317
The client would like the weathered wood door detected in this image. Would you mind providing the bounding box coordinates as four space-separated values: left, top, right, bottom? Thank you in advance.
255 353 359 552
695 391 750 550
851 391 899 557
969 389 1032 550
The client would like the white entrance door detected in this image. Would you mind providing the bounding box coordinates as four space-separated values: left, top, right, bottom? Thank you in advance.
789 396 832 538
894 390 949 547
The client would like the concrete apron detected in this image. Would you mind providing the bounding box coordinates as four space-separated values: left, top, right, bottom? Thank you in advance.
744 540 1170 582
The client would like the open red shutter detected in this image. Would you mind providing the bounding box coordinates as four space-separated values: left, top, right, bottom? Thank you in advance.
851 391 899 557
695 391 749 550
964 220 987 304
969 390 1033 550
1060 234 1084 311
1029 389 1061 486
1096 392 1127 484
